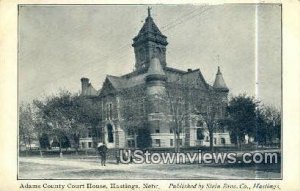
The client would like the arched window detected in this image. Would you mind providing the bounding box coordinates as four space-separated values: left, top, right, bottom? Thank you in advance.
196 120 203 127
107 124 114 143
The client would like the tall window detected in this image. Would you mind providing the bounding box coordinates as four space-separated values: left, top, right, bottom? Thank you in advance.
107 124 114 143
221 138 226 144
137 100 144 115
205 136 209 142
106 104 109 120
155 139 161 147
197 128 204 140
105 103 113 120
109 103 113 119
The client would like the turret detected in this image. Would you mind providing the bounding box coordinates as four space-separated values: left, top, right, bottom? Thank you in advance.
213 66 229 92
145 57 168 114
145 57 169 146
145 57 167 96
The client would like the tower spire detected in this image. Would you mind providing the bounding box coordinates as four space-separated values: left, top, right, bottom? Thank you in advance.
217 66 221 74
213 66 229 92
148 7 151 17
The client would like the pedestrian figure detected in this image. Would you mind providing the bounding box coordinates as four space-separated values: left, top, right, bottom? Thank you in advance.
97 142 108 166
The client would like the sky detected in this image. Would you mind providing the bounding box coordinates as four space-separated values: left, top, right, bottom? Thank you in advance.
19 4 281 108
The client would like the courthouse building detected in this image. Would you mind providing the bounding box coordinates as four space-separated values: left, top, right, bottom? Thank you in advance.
79 9 232 149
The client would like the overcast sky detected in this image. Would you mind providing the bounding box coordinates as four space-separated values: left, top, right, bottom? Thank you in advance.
19 4 281 108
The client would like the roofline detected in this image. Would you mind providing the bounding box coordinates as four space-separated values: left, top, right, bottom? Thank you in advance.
164 67 187 74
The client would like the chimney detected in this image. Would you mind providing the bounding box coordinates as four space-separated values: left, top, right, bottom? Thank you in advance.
187 69 192 72
80 77 89 95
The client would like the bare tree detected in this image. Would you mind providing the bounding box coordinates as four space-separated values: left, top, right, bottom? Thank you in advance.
19 103 36 154
166 82 191 152
201 105 218 151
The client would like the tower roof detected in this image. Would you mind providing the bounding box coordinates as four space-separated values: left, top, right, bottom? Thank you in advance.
145 57 167 81
138 13 163 36
133 8 167 46
213 66 229 92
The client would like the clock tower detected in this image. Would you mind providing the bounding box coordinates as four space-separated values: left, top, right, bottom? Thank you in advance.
132 8 168 71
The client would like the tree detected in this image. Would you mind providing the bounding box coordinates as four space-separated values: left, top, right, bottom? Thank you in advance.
167 84 188 152
226 94 258 148
33 91 79 156
255 105 281 146
70 95 102 149
19 104 36 153
33 90 103 156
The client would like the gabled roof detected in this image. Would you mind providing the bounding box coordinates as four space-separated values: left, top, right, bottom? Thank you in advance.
181 69 209 89
98 66 223 96
106 75 126 90
86 83 98 96
102 74 146 92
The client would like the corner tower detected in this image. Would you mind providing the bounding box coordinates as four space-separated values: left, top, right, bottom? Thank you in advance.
132 8 168 71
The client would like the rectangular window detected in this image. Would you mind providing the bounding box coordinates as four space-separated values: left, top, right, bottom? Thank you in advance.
170 139 173 146
155 127 160 133
88 142 92 148
178 139 182 146
205 136 209 142
155 139 161 147
128 129 135 136
81 142 85 148
170 128 173 134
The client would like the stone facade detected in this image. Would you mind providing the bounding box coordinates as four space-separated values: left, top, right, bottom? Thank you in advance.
79 9 232 149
